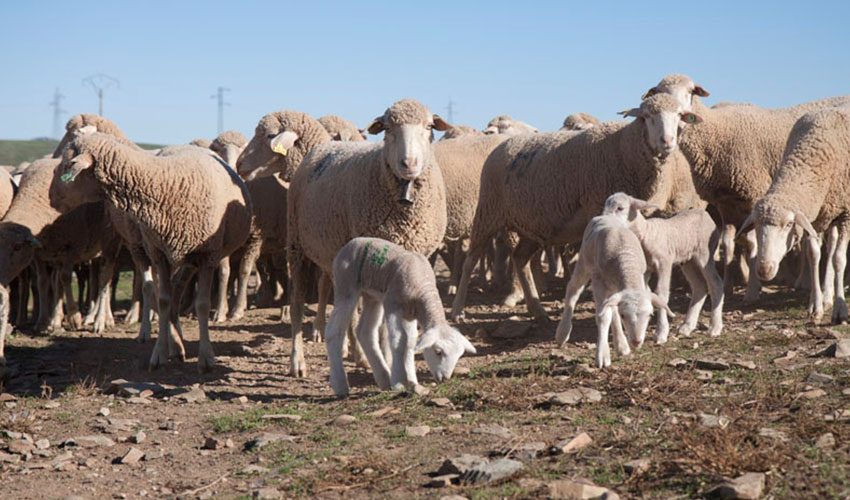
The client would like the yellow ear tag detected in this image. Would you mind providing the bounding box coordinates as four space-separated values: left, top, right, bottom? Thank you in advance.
273 143 288 156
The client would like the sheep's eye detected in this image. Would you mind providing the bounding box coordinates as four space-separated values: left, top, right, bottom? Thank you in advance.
434 348 443 356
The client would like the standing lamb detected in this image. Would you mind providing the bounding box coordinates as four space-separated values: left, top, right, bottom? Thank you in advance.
317 115 366 142
287 98 451 377
325 237 476 396
451 94 702 322
603 193 724 341
52 133 252 371
556 215 672 368
483 115 538 135
739 105 850 323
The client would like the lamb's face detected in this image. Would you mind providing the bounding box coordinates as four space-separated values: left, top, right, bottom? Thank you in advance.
602 193 631 222
616 291 654 349
415 325 476 382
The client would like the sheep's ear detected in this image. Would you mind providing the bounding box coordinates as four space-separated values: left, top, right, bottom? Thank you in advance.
76 125 97 136
366 116 385 135
680 112 703 125
736 212 755 239
432 115 452 131
692 85 710 97
628 198 660 220
460 335 477 355
641 86 659 100
269 131 299 156
794 210 819 241
414 328 440 354
482 126 498 135
650 293 675 317
61 152 94 183
358 129 367 140
618 108 644 119
338 129 352 141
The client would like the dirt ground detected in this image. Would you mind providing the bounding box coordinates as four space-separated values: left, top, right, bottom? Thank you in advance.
1 265 849 499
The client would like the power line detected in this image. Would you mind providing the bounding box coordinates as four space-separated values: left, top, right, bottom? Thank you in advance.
48 88 67 140
82 73 120 116
445 98 457 124
210 87 231 134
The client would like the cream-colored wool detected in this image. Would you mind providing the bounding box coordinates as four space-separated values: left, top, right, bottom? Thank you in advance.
561 113 601 131
318 115 366 142
439 125 483 141
483 115 538 135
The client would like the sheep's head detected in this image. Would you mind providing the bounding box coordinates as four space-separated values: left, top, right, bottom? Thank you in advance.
317 115 367 142
51 134 105 212
236 111 330 181
439 125 483 141
0 224 41 286
53 114 128 158
367 99 451 204
415 324 476 382
739 195 815 281
210 130 248 167
562 113 600 131
483 115 538 136
601 289 672 350
642 74 710 113
620 94 702 159
602 192 660 222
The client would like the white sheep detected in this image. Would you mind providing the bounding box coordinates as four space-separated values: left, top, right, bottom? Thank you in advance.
739 105 850 323
603 193 724 341
286 98 451 377
52 132 252 371
439 125 483 141
451 94 702 322
317 115 366 142
556 215 672 368
561 113 601 131
483 115 538 135
325 237 476 396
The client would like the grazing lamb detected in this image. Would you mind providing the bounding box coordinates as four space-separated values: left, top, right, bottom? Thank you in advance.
52 132 252 371
739 105 850 323
483 115 538 135
317 115 366 142
326 237 476 396
451 94 702 322
556 215 672 368
439 125 483 141
603 193 724 341
561 113 601 131
287 98 451 377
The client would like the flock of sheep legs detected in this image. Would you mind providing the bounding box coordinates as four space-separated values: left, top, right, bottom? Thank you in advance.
1 73 849 398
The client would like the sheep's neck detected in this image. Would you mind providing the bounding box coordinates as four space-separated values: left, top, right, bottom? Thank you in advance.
415 287 446 330
613 251 646 290
619 122 666 201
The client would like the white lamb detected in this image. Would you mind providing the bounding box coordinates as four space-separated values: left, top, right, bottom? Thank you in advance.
556 215 672 368
603 193 724 342
325 237 476 397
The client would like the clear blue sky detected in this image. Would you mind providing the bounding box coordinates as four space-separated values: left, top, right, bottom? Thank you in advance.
2 1 848 144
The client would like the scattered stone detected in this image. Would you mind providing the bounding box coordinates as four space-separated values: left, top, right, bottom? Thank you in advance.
126 397 151 405
459 458 522 485
773 351 797 364
120 447 144 465
492 317 532 339
331 414 356 426
98 407 111 417
427 397 453 408
129 431 146 444
159 421 179 432
622 416 633 425
242 464 270 475
412 384 431 396
56 461 78 471
7 439 35 455
733 360 756 370
108 418 140 432
253 487 281 499
695 370 713 381
43 401 61 409
453 366 470 377
448 413 462 420
144 450 164 461
437 454 489 475
425 474 458 488
542 479 614 499
546 387 603 406
0 393 16 402
550 432 593 455
796 388 826 400
472 424 513 440
708 472 765 500
63 435 116 448
174 387 206 403
816 339 850 358
261 414 302 422
699 413 730 429
624 458 650 475
843 388 850 396
758 428 789 442
232 396 249 405
106 379 166 398
439 496 469 500
696 359 730 371
35 439 50 450
368 406 399 418
824 409 850 422
807 372 835 385
405 425 431 437
244 433 294 451
203 437 228 450
668 358 688 368
502 441 547 461
815 432 835 449
0 451 21 463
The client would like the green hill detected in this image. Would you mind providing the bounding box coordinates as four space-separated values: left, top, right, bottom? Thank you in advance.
0 139 164 166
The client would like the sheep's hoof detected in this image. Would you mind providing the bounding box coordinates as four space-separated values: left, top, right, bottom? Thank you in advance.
67 312 84 331
149 352 168 371
707 325 723 337
290 356 307 378
502 295 521 307
197 355 216 373
450 311 466 323
595 352 611 369
212 312 227 324
280 306 291 323
228 309 245 322
447 285 457 296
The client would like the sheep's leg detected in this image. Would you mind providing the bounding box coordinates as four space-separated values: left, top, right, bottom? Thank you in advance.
720 223 736 294
610 306 630 357
803 233 824 322
287 251 310 377
60 263 83 331
555 254 591 345
125 267 142 325
594 296 614 369
530 248 547 295
356 297 390 391
34 260 50 333
447 239 468 296
325 293 360 397
313 272 332 342
654 264 673 344
171 266 197 341
379 320 392 368
678 261 708 337
212 257 230 323
346 302 369 369
831 227 850 324
82 262 97 325
822 226 838 309
15 270 30 326
48 269 65 332
149 255 183 369
386 309 418 391
743 231 761 303
492 233 512 291
0 285 10 366
451 238 489 321
195 262 216 372
511 238 549 322
137 267 155 343
230 241 260 321
701 256 725 337
502 272 525 307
